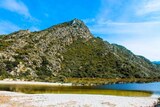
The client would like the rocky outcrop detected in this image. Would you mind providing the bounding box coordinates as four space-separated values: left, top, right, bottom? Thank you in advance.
0 19 93 79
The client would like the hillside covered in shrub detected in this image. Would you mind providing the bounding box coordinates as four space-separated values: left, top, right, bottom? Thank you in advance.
0 19 160 83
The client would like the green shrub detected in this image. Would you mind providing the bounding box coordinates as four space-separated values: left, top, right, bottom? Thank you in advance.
4 61 18 71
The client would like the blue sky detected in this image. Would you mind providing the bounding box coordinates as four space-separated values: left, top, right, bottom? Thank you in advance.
0 0 160 61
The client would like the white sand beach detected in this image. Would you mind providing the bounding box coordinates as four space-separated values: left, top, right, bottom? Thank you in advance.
0 80 72 86
0 91 158 107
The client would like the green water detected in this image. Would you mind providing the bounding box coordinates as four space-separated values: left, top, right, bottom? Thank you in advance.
0 84 151 97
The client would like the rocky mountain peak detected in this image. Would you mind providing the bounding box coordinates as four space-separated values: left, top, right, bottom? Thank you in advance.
70 18 85 27
47 19 93 41
49 18 86 29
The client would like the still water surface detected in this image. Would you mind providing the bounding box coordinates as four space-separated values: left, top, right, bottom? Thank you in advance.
98 82 160 97
0 82 160 97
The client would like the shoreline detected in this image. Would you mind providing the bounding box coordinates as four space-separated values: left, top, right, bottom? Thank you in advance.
1 78 160 86
64 78 160 86
0 91 159 107
0 80 72 86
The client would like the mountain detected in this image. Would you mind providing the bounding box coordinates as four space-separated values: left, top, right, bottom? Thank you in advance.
0 19 160 82
153 61 160 65
153 61 160 69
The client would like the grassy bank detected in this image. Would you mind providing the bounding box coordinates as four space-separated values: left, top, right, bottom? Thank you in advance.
64 78 160 86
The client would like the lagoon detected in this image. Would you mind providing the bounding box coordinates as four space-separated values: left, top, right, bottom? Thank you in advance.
0 82 160 97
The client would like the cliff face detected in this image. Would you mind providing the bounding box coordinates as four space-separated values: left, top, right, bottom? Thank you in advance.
0 19 160 81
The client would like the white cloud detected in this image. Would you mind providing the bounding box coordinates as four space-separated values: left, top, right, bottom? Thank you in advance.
0 21 21 34
84 0 160 61
90 21 160 35
122 38 160 61
89 21 160 61
0 0 35 20
83 18 95 24
136 0 160 16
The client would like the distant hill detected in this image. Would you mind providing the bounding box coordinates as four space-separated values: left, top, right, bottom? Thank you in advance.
0 19 160 82
153 61 160 65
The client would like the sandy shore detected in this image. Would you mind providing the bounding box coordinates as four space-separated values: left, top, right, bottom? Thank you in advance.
0 91 158 107
0 80 72 86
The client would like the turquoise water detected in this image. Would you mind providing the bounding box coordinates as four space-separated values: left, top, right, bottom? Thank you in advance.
97 82 160 96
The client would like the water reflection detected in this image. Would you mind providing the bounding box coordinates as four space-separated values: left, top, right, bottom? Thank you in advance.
97 82 160 96
0 84 151 97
